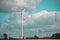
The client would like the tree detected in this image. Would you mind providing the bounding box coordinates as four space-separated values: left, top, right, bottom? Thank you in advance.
34 35 39 39
3 33 8 40
51 33 60 39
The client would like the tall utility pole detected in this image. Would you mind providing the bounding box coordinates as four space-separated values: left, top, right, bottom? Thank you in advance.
21 11 23 40
21 9 25 40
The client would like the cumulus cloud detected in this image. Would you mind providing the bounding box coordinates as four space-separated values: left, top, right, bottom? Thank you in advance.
24 0 41 10
0 0 24 12
8 10 60 26
31 10 49 19
0 0 41 12
29 10 56 25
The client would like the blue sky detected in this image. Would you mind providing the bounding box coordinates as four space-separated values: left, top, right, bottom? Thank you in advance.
0 0 60 38
30 0 60 14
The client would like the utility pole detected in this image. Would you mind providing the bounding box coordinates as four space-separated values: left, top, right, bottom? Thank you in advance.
21 9 25 40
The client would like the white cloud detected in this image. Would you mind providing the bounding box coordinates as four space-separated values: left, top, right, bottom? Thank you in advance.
28 10 56 25
31 10 49 19
0 0 41 12
29 28 44 32
0 0 24 12
10 10 60 26
29 11 60 33
24 0 41 10
6 10 60 27
55 12 60 22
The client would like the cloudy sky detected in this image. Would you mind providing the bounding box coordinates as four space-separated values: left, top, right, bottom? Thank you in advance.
0 0 60 38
